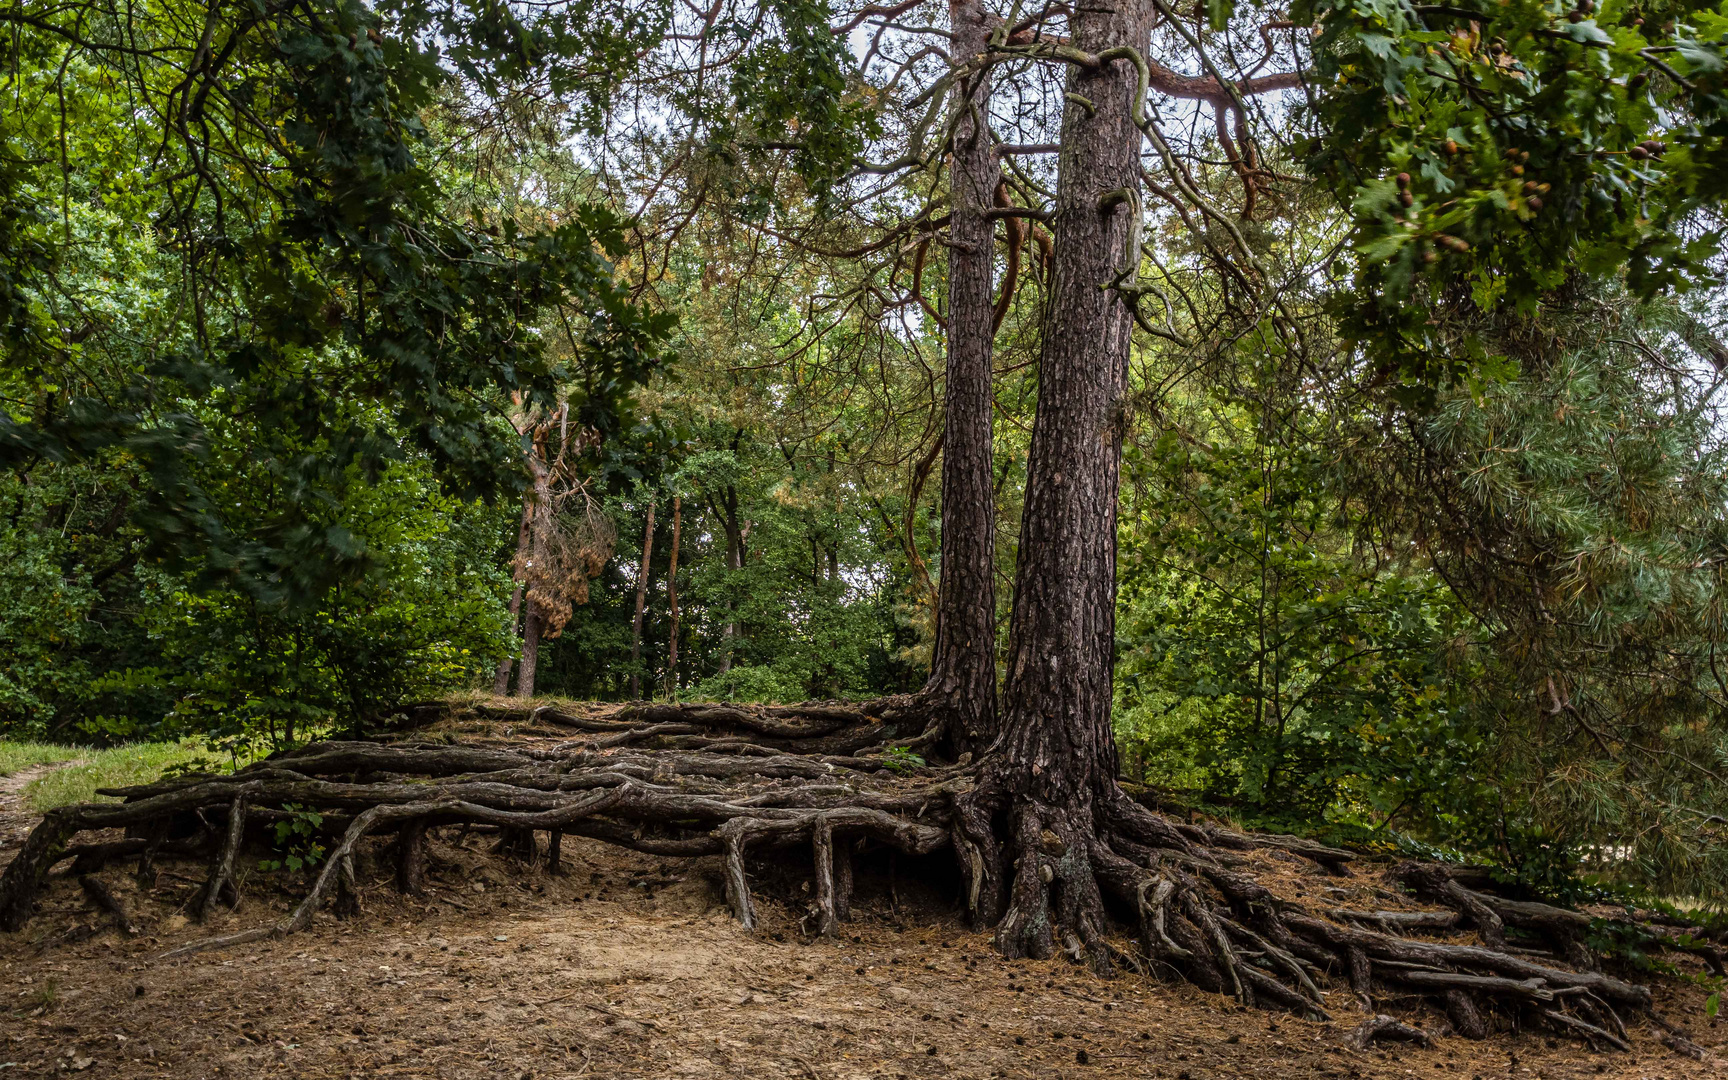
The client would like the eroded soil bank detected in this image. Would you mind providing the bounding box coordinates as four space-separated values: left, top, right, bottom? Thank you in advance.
0 731 1720 1079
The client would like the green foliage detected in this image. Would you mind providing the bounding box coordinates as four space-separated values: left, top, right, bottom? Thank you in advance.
1118 360 1484 831
259 803 328 874
1401 302 1728 898
721 0 883 200
1300 0 1728 386
1118 286 1728 902
0 447 515 745
882 745 926 774
0 0 673 605
0 518 95 731
134 461 514 750
531 256 931 702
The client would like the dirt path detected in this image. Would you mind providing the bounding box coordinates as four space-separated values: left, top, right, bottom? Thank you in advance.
1 812 1721 1080
0 760 82 853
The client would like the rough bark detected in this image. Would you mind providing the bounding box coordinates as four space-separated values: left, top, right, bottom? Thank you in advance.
630 499 657 700
513 442 556 698
395 817 428 896
517 601 544 698
923 0 1002 760
974 0 1153 967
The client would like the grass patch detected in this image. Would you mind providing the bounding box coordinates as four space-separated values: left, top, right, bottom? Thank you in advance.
23 740 248 811
0 741 84 778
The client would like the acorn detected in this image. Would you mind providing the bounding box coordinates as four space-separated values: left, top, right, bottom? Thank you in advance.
1443 139 1460 155
1629 145 1650 160
1567 11 1584 21
1423 250 1438 264
1628 73 1647 90
1631 15 1643 24
1439 235 1471 252
1400 191 1415 207
1527 195 1544 211
1396 172 1411 188
1523 181 1539 193
1512 164 1525 175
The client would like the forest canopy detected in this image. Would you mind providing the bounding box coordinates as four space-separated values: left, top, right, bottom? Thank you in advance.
3 0 1728 917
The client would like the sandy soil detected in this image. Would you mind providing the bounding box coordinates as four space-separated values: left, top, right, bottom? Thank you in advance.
0 745 1722 1080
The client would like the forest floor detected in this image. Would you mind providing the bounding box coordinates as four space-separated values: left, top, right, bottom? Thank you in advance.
0 728 1722 1080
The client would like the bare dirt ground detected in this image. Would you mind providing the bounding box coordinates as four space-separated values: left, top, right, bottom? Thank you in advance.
1 736 1722 1080
0 762 82 854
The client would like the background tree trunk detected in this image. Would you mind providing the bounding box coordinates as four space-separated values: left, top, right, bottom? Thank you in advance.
493 501 532 695
630 499 658 699
924 0 1002 759
516 601 543 698
513 446 556 699
665 496 681 697
715 486 746 674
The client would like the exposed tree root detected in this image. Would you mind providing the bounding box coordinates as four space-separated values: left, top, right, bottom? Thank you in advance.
475 696 937 760
0 717 1710 1056
1349 1013 1433 1050
78 874 140 937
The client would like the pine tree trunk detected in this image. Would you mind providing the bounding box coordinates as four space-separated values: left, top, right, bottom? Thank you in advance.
975 0 1153 967
924 0 1002 758
629 499 657 700
665 496 682 696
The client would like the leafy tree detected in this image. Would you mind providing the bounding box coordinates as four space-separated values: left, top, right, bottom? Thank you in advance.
1118 406 1478 828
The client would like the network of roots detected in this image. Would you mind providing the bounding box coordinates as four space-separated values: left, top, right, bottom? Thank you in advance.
0 700 1717 1059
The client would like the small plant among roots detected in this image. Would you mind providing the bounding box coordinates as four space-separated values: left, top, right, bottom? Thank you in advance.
882 746 927 774
0 698 1718 1061
258 803 326 873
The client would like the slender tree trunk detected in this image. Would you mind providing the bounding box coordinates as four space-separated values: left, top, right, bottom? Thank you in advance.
925 0 1002 759
977 0 1153 966
493 501 531 695
717 487 744 675
630 499 657 700
517 601 542 698
665 496 682 697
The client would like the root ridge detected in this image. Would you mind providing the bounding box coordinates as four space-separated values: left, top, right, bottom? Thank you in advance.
0 710 1705 1057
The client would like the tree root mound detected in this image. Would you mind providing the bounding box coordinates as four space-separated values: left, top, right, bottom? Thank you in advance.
0 710 1715 1059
